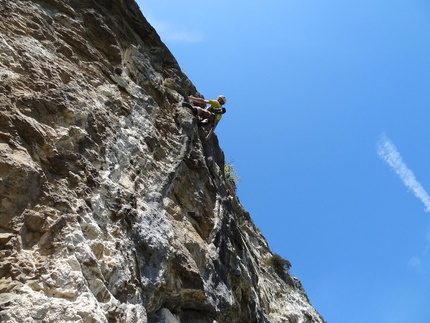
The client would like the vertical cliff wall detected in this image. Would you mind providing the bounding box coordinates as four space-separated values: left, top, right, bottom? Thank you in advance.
0 1 325 322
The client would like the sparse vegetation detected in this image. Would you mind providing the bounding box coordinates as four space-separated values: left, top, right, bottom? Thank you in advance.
265 253 292 280
224 161 241 189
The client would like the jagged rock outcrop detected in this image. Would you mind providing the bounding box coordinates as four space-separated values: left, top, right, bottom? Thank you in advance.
0 1 325 322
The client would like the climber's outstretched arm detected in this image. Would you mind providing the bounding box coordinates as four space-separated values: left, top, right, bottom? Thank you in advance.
189 96 209 105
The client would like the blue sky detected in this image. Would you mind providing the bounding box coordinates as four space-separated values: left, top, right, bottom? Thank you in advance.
137 1 430 322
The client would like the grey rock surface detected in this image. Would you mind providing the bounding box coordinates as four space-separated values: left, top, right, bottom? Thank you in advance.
0 1 325 322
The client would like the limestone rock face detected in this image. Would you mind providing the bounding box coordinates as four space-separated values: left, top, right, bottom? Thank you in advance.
0 1 325 322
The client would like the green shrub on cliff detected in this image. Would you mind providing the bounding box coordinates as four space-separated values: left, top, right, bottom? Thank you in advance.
224 162 241 188
265 253 292 280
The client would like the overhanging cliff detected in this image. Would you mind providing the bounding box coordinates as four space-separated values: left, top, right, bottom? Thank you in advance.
0 1 325 322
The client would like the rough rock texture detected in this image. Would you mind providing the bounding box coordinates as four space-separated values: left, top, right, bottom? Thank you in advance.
0 1 325 322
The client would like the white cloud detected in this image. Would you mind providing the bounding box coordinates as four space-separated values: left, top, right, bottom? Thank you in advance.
376 133 430 212
377 135 430 273
408 256 423 273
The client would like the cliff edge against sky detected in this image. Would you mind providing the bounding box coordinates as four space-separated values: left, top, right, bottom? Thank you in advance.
0 1 325 322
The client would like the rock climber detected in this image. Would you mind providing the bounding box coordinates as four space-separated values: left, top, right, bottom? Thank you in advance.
182 95 227 141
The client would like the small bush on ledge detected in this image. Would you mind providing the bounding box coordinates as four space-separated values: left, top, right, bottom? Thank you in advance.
224 162 241 190
265 253 292 280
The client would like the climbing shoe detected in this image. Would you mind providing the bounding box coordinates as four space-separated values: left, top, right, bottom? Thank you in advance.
197 119 210 127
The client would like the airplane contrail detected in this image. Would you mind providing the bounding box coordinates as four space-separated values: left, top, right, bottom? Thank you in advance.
377 133 430 212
